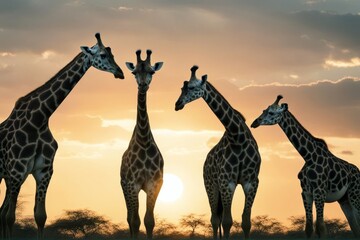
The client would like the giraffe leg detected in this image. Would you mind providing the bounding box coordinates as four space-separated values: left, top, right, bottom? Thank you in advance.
313 191 327 238
221 204 233 240
205 185 221 240
5 178 23 239
220 182 237 240
33 163 54 239
121 181 141 239
301 191 314 238
210 204 222 240
144 179 163 240
241 179 259 239
339 179 360 237
0 185 10 239
338 195 360 237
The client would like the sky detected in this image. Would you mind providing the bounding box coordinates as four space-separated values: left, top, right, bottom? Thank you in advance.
0 0 359 230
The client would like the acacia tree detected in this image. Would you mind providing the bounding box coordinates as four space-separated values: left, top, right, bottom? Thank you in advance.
232 220 243 234
252 215 285 236
154 216 178 237
49 209 113 238
179 214 206 237
288 215 350 238
288 215 305 232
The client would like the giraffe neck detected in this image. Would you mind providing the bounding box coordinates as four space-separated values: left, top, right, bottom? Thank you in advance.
203 82 247 135
16 52 90 120
134 89 152 142
278 111 328 162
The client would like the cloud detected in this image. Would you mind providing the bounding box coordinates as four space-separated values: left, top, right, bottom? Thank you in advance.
0 52 15 57
291 11 360 52
340 150 353 155
86 115 135 131
289 74 299 79
41 50 57 60
235 77 360 138
152 129 223 156
117 6 133 11
324 57 360 68
56 138 128 160
239 77 360 90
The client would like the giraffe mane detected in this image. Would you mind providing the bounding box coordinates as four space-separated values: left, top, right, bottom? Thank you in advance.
206 81 246 122
288 111 328 149
16 52 84 105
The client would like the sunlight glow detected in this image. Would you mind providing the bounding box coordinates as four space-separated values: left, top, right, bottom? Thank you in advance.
158 173 184 203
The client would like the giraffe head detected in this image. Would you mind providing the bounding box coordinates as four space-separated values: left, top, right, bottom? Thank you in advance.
80 33 124 79
175 65 207 111
125 50 163 91
251 95 288 128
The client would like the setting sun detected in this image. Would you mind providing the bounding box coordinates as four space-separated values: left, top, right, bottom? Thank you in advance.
158 173 184 203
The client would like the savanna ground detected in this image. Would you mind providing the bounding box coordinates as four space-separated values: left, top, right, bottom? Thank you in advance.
11 208 356 239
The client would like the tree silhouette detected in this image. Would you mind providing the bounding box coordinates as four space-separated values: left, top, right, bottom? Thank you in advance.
287 215 351 238
232 220 243 234
48 209 113 238
154 216 178 237
325 218 349 237
179 213 206 237
251 215 285 236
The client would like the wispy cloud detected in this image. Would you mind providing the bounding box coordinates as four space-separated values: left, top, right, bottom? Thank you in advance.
41 50 57 60
238 77 360 91
117 6 133 11
324 57 360 68
0 52 16 57
289 74 299 79
340 150 353 155
86 115 135 130
56 138 128 160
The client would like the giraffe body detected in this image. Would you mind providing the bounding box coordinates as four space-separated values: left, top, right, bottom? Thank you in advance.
251 95 360 238
121 50 163 240
175 66 261 239
0 33 123 239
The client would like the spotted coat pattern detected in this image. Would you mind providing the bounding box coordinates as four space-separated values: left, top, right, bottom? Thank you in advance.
121 50 164 240
175 66 261 240
0 33 123 239
251 95 360 238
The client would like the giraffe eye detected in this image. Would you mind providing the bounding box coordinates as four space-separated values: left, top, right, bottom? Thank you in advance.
268 112 274 116
100 53 106 59
188 86 195 90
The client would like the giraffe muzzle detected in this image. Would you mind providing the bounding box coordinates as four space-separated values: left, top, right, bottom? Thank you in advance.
114 68 125 79
251 119 260 128
175 101 184 111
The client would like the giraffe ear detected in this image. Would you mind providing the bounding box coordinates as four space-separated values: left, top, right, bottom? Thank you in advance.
80 46 95 56
281 103 288 111
125 62 136 71
201 75 207 85
153 62 163 71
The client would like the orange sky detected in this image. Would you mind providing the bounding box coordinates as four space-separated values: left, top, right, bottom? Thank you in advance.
0 0 359 230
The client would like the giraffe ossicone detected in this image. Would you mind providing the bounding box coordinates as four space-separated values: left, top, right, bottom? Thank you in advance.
251 95 360 238
0 33 123 239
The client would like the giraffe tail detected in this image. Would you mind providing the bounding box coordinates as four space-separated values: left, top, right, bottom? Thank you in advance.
217 191 223 239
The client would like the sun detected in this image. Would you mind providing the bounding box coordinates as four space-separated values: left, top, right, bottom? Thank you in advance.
158 173 184 203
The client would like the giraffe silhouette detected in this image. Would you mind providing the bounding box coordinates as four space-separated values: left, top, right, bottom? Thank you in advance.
251 95 360 238
175 66 261 239
121 50 164 240
0 33 123 239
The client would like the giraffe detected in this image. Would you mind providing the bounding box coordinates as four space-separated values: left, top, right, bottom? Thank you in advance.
0 33 124 239
251 95 360 238
121 49 164 240
175 66 261 239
